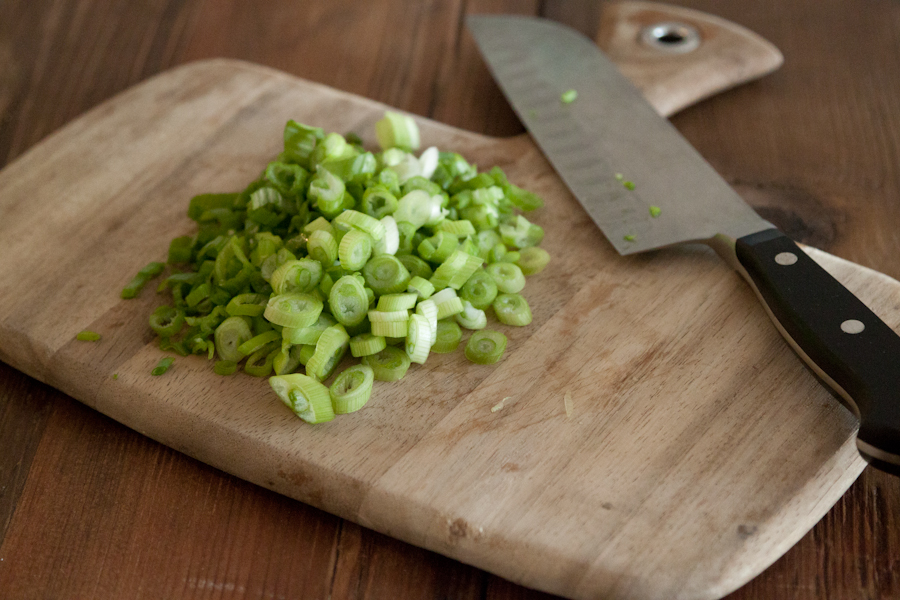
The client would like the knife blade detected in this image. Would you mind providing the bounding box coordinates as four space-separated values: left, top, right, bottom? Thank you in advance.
468 14 900 475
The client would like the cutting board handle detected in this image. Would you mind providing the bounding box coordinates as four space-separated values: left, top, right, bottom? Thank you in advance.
598 1 783 116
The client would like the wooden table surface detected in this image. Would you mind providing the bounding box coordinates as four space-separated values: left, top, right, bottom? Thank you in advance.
1 1 898 598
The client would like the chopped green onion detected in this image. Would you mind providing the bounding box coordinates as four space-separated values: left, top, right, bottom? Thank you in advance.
328 275 369 327
397 254 433 280
149 305 185 338
271 258 323 294
623 181 635 191
516 247 550 276
485 262 526 294
459 270 498 310
376 215 400 255
264 292 323 328
283 312 336 345
215 316 253 362
237 330 281 357
305 324 349 381
76 330 101 342
375 111 420 151
376 293 417 311
330 364 375 414
333 209 386 242
168 236 193 264
269 373 335 423
414 299 438 347
465 330 507 364
350 333 387 357
338 229 372 271
455 300 487 330
214 360 238 376
405 313 431 364
624 234 636 242
244 344 279 377
361 346 411 381
151 356 175 376
430 250 483 291
417 231 458 263
226 293 268 317
363 255 411 295
649 205 661 217
492 293 532 326
121 261 165 299
370 319 409 338
307 229 339 265
361 187 399 219
273 347 302 375
560 89 578 104
431 319 462 354
431 288 464 320
407 276 435 299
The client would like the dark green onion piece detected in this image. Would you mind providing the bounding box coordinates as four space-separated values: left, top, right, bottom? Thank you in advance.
431 319 462 354
121 261 165 299
464 330 507 364
214 360 238 376
361 346 411 381
516 247 551 276
151 356 175 376
76 330 101 342
149 305 185 338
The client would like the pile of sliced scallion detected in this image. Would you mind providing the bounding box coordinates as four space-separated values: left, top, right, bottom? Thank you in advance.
134 111 550 424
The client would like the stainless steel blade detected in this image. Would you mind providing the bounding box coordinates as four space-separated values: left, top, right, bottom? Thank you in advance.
467 15 772 255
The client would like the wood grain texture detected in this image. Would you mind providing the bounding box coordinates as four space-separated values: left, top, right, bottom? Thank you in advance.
0 1 898 599
0 57 895 600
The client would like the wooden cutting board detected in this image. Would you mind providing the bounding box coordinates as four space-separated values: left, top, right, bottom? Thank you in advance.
1 10 896 600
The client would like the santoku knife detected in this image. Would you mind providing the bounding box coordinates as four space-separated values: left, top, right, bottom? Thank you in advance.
467 15 900 475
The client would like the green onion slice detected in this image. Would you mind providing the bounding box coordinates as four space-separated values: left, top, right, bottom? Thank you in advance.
264 292 323 328
338 229 372 271
271 258 323 294
328 275 369 327
369 319 409 338
226 293 268 317
375 111 420 151
151 356 175 376
362 255 411 295
350 333 387 357
455 300 487 330
121 261 165 299
307 229 338 265
407 276 435 299
405 313 431 364
431 319 462 354
414 299 437 347
459 270 498 310
431 288 464 320
149 305 185 338
485 262 526 294
334 209 386 242
269 373 335 423
361 346 411 381
215 316 253 362
214 360 238 376
329 364 375 414
492 293 532 326
516 247 550 276
376 293 417 311
76 330 101 342
465 330 507 364
306 324 349 382
237 329 281 357
244 344 279 377
283 312 336 345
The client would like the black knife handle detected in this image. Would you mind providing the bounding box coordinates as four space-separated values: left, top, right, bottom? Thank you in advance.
734 229 900 475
